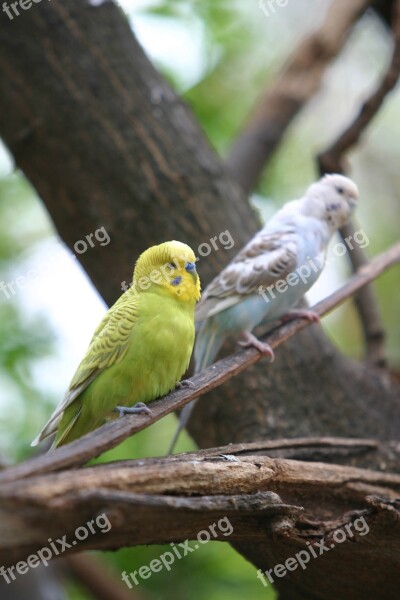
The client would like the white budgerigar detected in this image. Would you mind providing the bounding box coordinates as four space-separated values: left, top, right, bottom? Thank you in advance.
168 174 359 452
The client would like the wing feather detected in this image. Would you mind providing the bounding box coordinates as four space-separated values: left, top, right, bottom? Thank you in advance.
32 290 139 445
196 231 298 320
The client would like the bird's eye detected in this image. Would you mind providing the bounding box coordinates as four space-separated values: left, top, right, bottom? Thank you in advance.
168 262 176 269
336 186 344 195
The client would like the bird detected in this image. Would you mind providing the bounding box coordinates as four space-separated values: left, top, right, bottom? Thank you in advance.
32 240 201 448
168 174 359 453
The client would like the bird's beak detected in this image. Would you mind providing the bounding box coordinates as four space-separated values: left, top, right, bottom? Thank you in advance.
348 187 359 210
185 261 198 282
185 262 196 273
348 196 358 210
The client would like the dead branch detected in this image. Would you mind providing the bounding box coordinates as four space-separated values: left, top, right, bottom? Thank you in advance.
226 0 373 194
64 555 143 600
192 436 400 471
0 241 399 485
317 1 400 368
1 442 400 600
339 220 388 367
318 0 400 174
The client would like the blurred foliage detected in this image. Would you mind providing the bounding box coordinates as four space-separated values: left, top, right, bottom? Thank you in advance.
1 0 400 599
0 173 56 463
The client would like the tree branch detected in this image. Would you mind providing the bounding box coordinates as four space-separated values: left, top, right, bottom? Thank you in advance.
0 0 258 306
340 219 389 368
1 0 397 475
318 0 400 174
1 442 400 600
1 4 399 597
64 555 143 600
0 241 399 485
317 1 400 368
226 0 373 194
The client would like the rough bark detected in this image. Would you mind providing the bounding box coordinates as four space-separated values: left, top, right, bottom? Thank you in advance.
0 0 398 449
0 0 256 306
226 0 373 195
1 444 400 600
0 242 398 485
0 2 400 600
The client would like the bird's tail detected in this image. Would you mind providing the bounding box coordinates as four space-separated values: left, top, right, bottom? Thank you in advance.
167 319 224 454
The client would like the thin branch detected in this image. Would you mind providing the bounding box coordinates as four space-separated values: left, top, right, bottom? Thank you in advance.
164 436 400 472
0 242 399 484
318 1 400 368
318 0 400 173
226 0 373 194
183 437 380 458
64 555 143 600
339 221 388 368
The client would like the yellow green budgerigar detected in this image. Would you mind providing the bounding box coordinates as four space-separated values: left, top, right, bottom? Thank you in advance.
32 241 201 448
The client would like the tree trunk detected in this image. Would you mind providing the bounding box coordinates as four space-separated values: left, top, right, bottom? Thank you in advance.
0 2 399 599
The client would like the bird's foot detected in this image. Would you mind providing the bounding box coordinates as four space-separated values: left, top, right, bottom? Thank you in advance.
238 332 275 362
281 309 320 324
176 379 195 390
114 402 152 418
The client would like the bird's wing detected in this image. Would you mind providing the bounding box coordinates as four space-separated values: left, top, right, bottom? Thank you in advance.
68 293 139 392
196 230 298 320
32 290 140 445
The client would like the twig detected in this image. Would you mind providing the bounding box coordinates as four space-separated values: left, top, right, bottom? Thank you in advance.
318 1 400 173
226 0 373 194
318 1 400 368
339 221 388 368
0 242 399 484
192 436 379 459
64 555 143 600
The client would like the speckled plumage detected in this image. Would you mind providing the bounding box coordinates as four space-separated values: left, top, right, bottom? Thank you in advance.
168 174 359 453
32 241 201 448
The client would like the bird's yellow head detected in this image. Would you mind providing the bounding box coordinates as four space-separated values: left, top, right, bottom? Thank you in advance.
133 241 201 304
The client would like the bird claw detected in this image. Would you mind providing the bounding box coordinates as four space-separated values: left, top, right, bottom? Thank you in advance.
114 402 152 417
238 332 275 362
281 309 320 324
176 379 195 390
